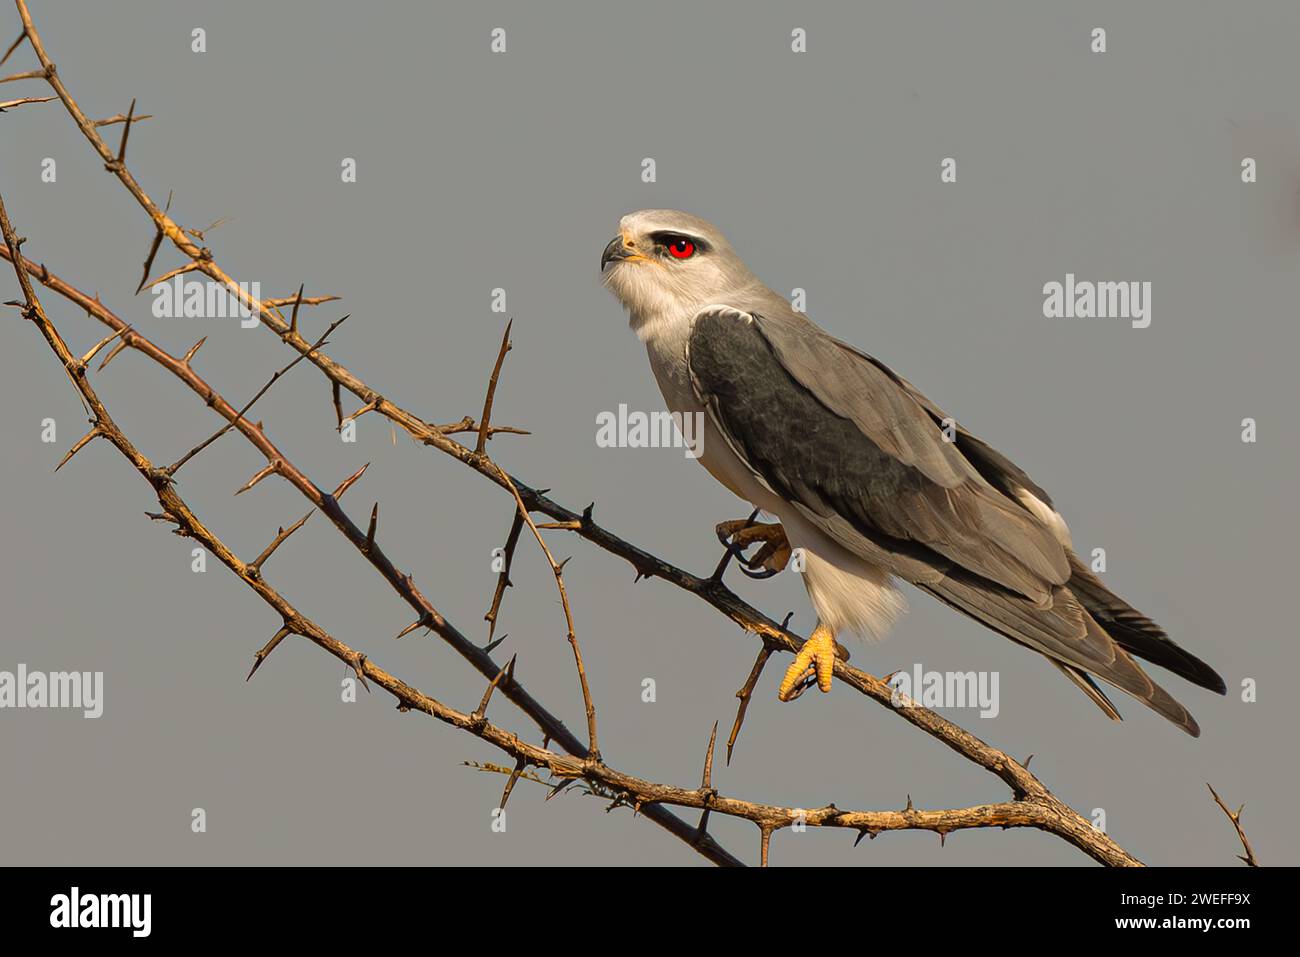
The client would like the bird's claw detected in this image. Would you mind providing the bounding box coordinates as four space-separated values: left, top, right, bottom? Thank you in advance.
714 517 791 578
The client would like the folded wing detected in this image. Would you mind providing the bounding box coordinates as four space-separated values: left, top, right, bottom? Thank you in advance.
686 304 1216 735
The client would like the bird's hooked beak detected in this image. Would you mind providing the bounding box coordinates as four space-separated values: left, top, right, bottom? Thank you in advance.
601 234 640 271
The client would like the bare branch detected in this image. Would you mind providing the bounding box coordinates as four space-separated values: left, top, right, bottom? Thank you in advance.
1207 783 1260 866
263 292 339 310
0 67 41 84
0 93 52 110
93 110 153 128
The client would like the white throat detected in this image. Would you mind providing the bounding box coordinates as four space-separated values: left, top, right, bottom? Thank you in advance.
629 298 698 345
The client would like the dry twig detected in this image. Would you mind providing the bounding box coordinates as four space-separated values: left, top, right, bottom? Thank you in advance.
1207 783 1259 866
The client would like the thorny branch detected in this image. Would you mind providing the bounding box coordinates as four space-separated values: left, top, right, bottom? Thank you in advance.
2 0 1251 866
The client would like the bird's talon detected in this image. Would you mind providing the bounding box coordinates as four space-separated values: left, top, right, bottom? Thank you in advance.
738 562 780 580
715 517 792 575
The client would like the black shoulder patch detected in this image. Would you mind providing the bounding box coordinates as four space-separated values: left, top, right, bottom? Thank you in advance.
688 309 931 536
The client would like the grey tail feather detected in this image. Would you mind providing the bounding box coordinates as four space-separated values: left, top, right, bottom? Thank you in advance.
1067 553 1226 695
1081 611 1202 737
1053 661 1123 722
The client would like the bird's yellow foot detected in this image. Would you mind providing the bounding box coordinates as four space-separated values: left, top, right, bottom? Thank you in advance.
715 518 791 577
778 624 839 701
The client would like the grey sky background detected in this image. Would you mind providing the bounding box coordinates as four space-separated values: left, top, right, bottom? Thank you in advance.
1 1 1296 866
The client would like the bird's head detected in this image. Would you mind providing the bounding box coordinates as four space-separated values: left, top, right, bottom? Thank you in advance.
601 210 753 337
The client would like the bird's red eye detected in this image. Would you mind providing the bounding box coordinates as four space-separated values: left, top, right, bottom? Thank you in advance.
666 237 695 259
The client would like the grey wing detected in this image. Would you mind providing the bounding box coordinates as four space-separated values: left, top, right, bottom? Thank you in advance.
686 305 1201 735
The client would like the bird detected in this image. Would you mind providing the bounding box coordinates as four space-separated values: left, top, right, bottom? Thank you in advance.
600 209 1226 735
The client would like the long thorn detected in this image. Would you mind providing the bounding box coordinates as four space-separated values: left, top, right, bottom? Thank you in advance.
139 260 199 294
365 502 378 550
249 509 314 572
475 318 513 456
135 228 164 295
395 615 430 640
485 511 525 641
54 426 102 472
332 461 369 499
473 654 518 720
181 336 206 365
0 31 26 69
78 326 128 368
246 625 293 681
500 757 527 811
115 97 135 163
289 283 304 337
234 462 278 495
727 645 773 765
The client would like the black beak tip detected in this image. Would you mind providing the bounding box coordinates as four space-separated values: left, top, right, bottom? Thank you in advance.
600 236 626 272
